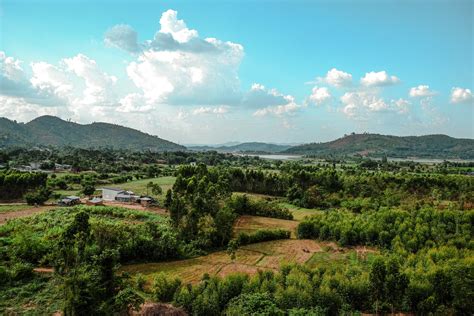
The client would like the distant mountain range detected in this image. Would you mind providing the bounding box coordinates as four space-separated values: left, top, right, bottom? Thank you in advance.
284 133 474 159
188 142 293 153
1 116 473 159
0 116 185 151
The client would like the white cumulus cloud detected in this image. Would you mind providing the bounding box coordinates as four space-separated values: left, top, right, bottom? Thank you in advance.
409 85 436 97
318 68 352 87
307 86 331 105
360 71 400 87
450 87 473 104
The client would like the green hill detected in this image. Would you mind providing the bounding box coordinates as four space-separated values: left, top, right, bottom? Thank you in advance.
284 133 474 159
0 116 185 152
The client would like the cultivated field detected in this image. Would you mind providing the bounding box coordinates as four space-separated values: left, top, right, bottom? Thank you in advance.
233 215 299 238
122 239 376 285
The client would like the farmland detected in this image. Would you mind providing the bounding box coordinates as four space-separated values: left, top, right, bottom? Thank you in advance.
0 148 473 315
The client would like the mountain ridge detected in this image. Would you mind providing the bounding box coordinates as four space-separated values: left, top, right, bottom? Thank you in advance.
284 133 474 159
0 115 185 152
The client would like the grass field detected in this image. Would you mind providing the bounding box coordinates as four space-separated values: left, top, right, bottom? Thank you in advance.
0 204 33 213
277 202 321 221
122 239 376 285
105 176 176 201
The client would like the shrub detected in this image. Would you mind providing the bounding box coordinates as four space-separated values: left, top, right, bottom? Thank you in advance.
153 272 182 302
24 187 51 205
228 195 293 220
235 229 291 246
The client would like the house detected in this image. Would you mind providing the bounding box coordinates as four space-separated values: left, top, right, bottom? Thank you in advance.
99 187 140 202
55 163 72 171
115 191 140 203
99 187 126 201
58 196 81 206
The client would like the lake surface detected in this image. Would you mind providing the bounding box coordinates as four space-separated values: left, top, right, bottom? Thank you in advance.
241 154 303 160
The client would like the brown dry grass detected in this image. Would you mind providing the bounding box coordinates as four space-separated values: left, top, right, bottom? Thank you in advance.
233 215 299 238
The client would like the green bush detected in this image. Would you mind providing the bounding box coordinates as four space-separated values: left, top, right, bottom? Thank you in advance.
228 195 293 220
152 272 182 302
235 229 291 246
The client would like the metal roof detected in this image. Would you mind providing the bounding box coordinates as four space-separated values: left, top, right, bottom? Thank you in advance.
99 187 125 192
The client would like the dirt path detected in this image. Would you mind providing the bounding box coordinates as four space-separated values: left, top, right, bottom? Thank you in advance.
0 205 55 224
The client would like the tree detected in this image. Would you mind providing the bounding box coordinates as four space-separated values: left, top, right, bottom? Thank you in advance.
369 257 387 314
164 189 173 208
147 181 162 196
385 258 408 313
24 187 51 205
227 239 239 262
82 183 96 197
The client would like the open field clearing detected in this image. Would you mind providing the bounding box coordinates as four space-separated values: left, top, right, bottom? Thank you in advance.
232 192 321 221
0 204 34 213
277 202 322 221
233 215 299 238
105 176 176 201
122 239 377 285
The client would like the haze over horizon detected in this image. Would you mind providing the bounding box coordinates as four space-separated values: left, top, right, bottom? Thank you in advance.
0 0 473 144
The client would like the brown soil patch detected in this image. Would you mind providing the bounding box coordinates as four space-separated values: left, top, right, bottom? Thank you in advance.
33 267 54 274
131 302 187 316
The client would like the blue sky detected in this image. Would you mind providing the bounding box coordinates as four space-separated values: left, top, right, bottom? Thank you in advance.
0 0 472 144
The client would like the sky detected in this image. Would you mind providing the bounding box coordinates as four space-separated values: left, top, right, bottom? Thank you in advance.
0 0 473 145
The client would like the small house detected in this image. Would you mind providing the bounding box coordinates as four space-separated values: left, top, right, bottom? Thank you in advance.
115 191 140 203
58 195 81 206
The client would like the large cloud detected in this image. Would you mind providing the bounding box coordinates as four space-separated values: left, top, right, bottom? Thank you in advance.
109 10 244 107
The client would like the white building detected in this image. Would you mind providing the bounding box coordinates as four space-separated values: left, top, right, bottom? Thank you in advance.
100 187 126 201
99 187 139 202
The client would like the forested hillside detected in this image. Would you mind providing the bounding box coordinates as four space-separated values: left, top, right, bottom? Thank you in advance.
0 116 184 152
285 133 474 159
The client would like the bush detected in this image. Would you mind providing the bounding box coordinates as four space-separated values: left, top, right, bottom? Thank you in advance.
228 195 293 220
24 187 51 205
225 292 283 316
235 229 291 246
153 272 182 302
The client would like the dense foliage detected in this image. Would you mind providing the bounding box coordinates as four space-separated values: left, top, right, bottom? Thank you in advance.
297 208 473 314
0 170 47 200
228 194 293 220
234 229 291 246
